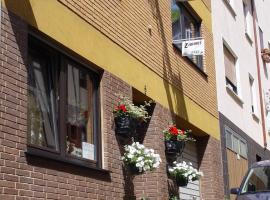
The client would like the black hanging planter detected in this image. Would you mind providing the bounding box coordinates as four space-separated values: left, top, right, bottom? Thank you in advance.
165 140 185 155
127 164 142 175
115 116 138 138
175 175 188 187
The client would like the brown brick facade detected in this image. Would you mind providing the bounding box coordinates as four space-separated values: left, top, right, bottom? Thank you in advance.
57 0 218 118
0 5 224 200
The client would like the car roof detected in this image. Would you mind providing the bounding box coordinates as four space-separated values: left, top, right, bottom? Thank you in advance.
251 160 270 168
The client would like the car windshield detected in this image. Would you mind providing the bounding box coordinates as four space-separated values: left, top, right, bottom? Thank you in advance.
241 166 270 194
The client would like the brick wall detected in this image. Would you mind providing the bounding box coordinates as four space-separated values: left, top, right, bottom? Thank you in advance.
0 7 224 200
0 9 173 199
197 136 224 200
58 0 218 118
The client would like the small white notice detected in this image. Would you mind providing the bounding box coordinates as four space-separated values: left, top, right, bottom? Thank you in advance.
182 39 205 56
82 142 95 160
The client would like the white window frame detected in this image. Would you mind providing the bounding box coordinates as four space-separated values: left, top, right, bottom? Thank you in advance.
243 0 253 42
249 74 259 117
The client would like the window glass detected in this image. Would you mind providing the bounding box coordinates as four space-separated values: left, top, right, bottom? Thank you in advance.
171 0 203 69
172 1 182 41
28 54 59 151
27 36 100 167
232 135 240 154
226 130 232 149
241 167 270 194
66 64 95 160
223 45 237 93
240 140 247 158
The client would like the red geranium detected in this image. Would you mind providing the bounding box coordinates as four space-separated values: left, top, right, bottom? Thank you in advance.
169 126 179 135
118 104 127 112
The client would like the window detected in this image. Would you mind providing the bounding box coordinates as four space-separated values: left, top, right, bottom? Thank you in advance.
223 44 238 94
171 0 203 69
27 35 101 168
225 126 247 159
243 0 253 40
249 75 258 115
226 0 234 7
259 27 264 51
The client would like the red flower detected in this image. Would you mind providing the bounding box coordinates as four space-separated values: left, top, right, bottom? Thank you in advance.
179 130 185 135
169 126 179 135
118 104 127 112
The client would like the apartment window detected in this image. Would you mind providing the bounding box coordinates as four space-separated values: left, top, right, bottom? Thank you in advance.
225 126 247 159
259 27 264 50
249 75 258 115
171 0 203 69
223 44 237 94
27 35 101 168
243 0 253 40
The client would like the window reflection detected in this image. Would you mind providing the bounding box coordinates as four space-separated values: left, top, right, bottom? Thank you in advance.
28 55 59 151
66 64 95 160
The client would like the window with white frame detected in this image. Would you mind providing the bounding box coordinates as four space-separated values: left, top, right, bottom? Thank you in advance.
223 44 238 94
259 27 264 51
243 0 253 40
249 74 258 115
225 126 248 159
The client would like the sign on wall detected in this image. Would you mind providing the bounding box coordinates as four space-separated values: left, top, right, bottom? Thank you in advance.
182 39 205 56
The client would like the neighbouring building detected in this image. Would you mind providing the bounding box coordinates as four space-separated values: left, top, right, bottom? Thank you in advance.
0 0 223 199
212 0 270 199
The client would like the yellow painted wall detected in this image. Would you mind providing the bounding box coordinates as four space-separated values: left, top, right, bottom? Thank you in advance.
2 0 220 139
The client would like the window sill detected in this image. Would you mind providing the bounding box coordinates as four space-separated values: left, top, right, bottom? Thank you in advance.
245 32 253 45
223 0 236 18
252 112 260 122
226 85 244 106
25 146 110 173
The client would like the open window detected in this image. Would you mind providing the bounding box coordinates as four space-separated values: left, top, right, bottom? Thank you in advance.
171 0 203 69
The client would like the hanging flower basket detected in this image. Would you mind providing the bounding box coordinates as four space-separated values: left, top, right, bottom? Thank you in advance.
115 116 137 138
175 175 189 187
127 163 142 175
163 125 195 155
168 161 203 187
165 140 186 155
122 142 161 174
113 95 151 138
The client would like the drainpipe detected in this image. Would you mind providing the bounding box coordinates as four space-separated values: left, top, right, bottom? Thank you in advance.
251 0 267 148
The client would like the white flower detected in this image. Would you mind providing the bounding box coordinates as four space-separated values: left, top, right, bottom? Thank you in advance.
168 161 203 182
122 142 161 173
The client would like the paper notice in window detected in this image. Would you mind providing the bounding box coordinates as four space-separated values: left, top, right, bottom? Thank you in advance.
82 142 95 160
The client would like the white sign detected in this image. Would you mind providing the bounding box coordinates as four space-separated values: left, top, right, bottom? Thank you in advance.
82 142 95 160
182 39 205 56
